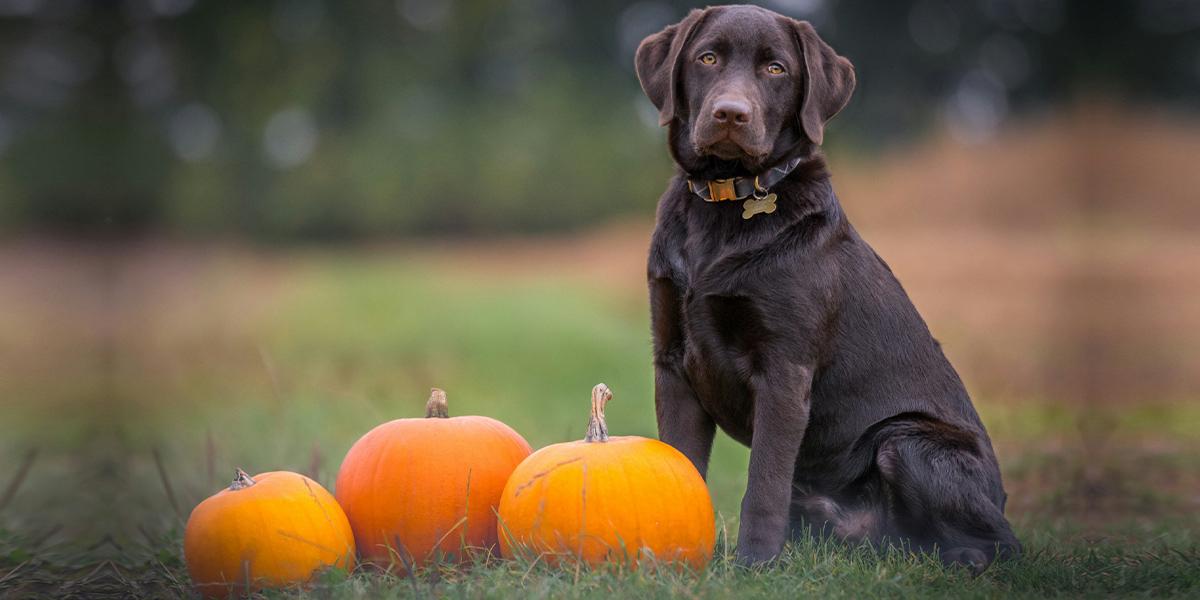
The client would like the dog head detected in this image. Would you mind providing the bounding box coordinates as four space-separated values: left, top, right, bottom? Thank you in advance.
635 5 854 178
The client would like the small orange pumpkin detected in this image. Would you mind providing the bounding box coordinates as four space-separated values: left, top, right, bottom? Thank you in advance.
335 388 532 565
184 469 355 598
498 384 715 569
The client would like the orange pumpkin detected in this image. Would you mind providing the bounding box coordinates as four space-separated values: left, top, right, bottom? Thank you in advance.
335 388 532 565
184 469 355 598
498 384 715 570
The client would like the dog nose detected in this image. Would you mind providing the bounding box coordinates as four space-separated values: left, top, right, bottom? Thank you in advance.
712 99 751 125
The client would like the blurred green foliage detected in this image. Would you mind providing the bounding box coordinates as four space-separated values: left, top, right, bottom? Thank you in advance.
0 0 1195 238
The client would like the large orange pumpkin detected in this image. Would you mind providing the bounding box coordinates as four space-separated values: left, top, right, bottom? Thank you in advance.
184 469 355 598
498 384 715 570
335 388 532 565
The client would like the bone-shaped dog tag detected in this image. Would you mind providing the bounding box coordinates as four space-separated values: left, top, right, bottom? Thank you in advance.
742 194 777 219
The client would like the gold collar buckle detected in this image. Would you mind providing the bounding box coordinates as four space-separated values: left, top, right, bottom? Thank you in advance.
707 178 737 202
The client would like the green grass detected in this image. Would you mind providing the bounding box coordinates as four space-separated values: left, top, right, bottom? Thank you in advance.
107 525 1200 599
1 251 1197 598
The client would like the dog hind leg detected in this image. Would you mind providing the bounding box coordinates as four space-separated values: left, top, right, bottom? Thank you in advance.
876 434 1021 575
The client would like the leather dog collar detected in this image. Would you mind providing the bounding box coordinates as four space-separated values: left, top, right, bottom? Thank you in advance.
686 155 806 203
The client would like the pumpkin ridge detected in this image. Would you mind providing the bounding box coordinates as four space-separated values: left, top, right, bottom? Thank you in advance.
247 483 273 580
377 424 410 558
577 460 589 560
616 444 644 565
349 426 381 557
646 441 674 561
659 444 691 561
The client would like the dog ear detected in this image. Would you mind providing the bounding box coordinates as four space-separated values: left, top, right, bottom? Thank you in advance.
635 8 711 127
789 20 855 145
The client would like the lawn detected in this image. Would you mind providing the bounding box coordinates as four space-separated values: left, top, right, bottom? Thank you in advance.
1 229 1197 597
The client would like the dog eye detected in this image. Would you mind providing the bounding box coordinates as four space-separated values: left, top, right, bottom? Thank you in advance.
766 62 786 75
698 52 717 65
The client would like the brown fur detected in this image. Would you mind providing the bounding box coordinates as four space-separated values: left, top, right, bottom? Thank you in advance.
635 5 1020 572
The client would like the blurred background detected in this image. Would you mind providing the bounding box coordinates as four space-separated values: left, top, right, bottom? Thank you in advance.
1 0 1198 583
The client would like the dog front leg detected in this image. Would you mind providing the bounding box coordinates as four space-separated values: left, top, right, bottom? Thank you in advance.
737 364 813 565
650 276 716 478
655 363 716 478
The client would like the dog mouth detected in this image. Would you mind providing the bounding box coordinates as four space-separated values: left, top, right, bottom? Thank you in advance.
696 139 769 168
703 139 750 160
694 132 770 165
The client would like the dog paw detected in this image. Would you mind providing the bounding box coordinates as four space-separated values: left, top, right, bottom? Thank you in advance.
734 545 782 568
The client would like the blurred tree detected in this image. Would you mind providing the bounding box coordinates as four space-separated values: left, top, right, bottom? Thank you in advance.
0 0 1195 237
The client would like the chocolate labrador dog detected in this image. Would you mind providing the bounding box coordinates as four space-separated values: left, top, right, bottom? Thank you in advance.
635 5 1020 572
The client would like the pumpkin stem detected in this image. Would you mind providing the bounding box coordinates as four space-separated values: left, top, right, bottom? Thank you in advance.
230 468 256 491
584 383 612 443
426 388 450 418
